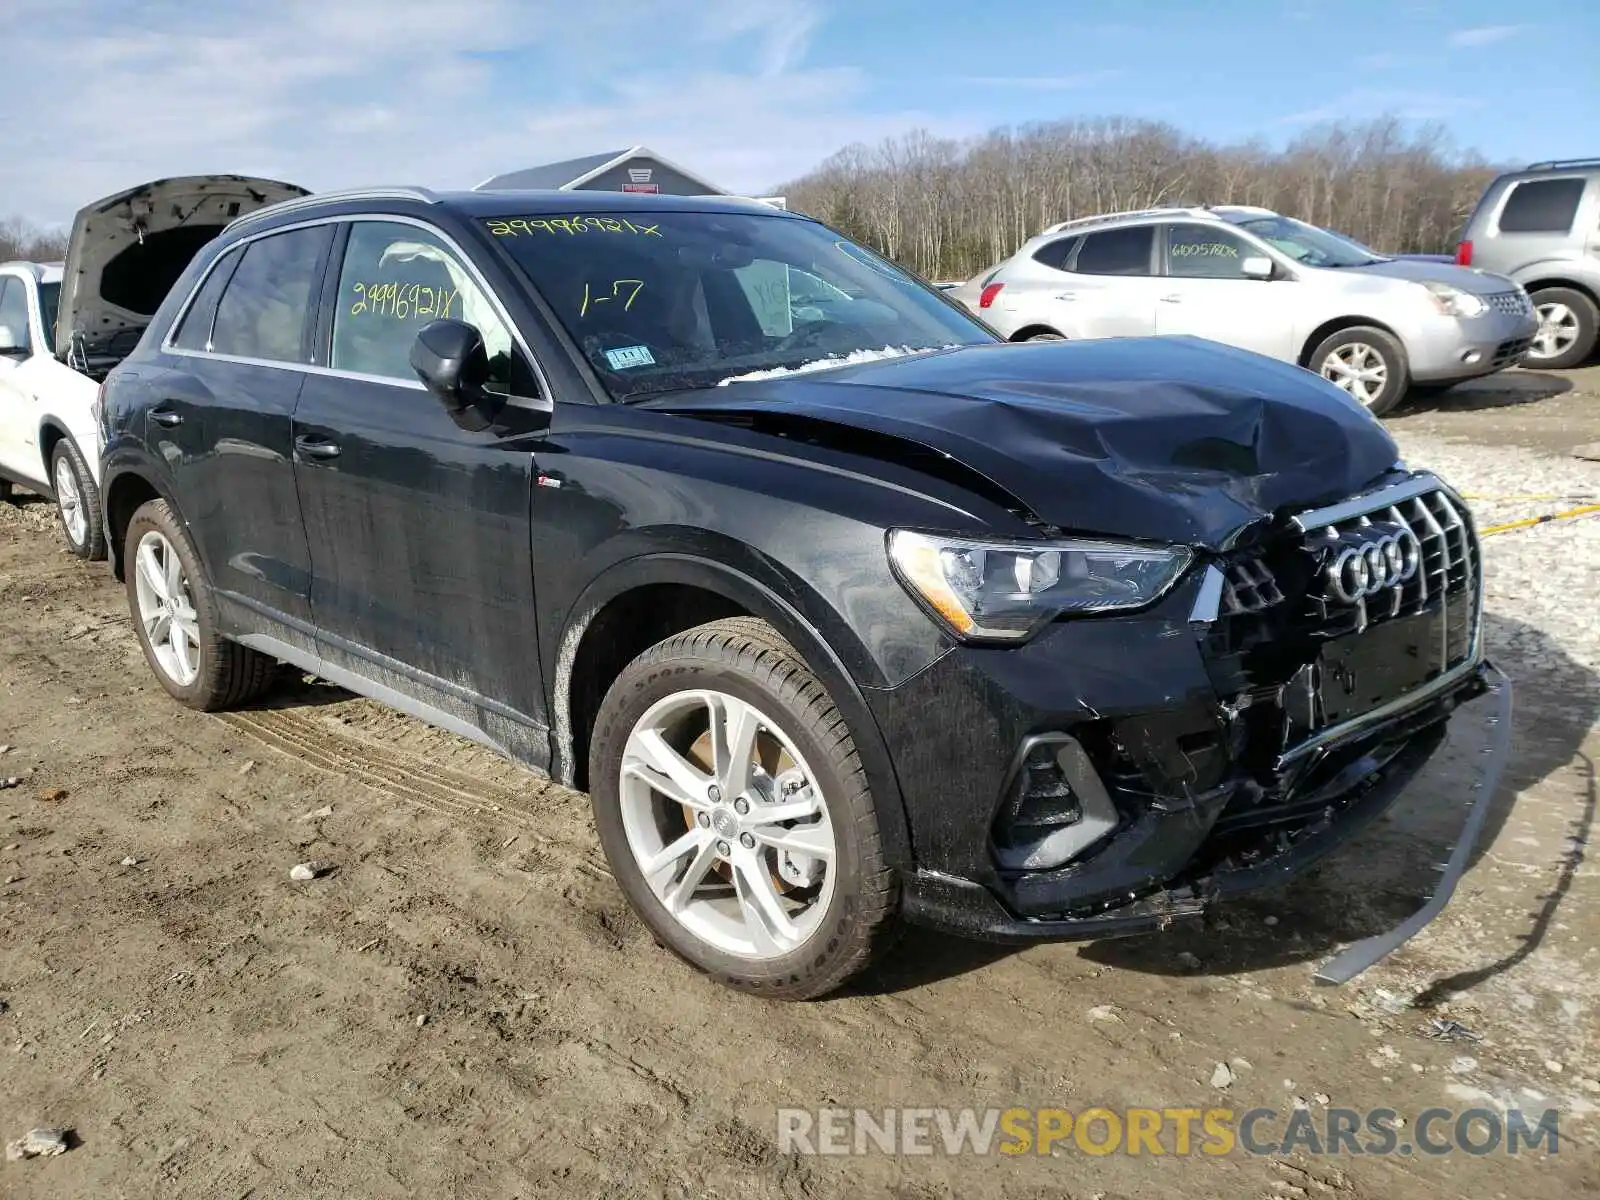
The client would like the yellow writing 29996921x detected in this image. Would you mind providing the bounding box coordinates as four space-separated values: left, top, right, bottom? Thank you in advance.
349 281 460 320
487 216 663 238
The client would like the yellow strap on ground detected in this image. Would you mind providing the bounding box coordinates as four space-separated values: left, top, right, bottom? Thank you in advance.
1479 503 1600 537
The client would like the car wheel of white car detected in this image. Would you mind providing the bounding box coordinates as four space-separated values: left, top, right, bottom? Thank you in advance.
1526 287 1598 370
124 498 277 711
50 439 106 561
588 616 900 1000
1311 326 1408 418
1024 331 1065 342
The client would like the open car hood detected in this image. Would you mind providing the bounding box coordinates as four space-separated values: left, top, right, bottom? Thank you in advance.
641 337 1403 550
55 174 309 371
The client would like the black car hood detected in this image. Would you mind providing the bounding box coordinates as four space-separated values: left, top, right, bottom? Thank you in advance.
641 337 1402 550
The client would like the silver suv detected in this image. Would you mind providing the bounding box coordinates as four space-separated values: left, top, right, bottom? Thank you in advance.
1456 158 1600 369
951 206 1537 416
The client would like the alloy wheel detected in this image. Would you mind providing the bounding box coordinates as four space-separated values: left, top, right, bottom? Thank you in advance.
133 530 202 687
618 688 837 960
54 455 87 547
1530 301 1579 362
1320 342 1389 407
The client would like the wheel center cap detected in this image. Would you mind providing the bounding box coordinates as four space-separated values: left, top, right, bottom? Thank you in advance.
712 809 738 837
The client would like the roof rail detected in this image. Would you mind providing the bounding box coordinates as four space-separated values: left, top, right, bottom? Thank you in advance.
226 186 442 230
1523 158 1600 171
1040 206 1218 236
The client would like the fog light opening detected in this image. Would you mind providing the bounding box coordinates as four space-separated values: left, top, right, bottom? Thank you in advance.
993 736 1120 871
1459 349 1483 365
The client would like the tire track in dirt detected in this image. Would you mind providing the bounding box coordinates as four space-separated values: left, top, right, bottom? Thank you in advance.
216 707 614 881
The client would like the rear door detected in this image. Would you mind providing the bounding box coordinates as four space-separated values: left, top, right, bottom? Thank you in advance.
291 217 552 734
155 223 333 631
1153 222 1299 360
1054 225 1162 338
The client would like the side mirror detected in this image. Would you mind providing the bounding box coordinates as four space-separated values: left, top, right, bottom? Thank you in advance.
410 319 493 431
0 324 25 355
1240 256 1275 280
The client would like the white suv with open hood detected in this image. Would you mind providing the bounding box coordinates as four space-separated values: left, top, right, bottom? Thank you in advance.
0 175 306 557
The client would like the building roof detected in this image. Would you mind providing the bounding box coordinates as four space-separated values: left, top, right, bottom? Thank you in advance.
473 145 728 194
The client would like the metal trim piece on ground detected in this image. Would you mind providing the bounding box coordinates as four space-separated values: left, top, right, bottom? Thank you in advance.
1312 663 1513 985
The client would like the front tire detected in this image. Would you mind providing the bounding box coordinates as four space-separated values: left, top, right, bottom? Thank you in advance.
1526 286 1598 369
123 498 276 710
50 438 106 560
588 617 899 1000
1311 325 1409 417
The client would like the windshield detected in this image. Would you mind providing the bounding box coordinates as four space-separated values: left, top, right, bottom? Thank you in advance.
483 211 994 400
1232 215 1387 268
38 281 60 355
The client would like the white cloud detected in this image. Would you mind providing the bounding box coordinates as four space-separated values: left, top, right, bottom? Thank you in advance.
958 71 1125 91
0 0 954 226
1277 88 1484 125
1448 24 1523 48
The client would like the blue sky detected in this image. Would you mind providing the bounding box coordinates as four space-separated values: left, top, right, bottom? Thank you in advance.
2 0 1594 226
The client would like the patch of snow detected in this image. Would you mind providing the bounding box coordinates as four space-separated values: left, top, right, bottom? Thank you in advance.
716 345 936 385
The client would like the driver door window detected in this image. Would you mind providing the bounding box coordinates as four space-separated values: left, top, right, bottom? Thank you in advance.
1163 225 1259 279
330 221 529 395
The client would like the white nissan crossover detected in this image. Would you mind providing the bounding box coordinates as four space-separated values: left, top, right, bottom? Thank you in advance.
950 205 1539 416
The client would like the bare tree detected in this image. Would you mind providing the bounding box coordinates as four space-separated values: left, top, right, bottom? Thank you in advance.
0 216 69 263
778 115 1507 281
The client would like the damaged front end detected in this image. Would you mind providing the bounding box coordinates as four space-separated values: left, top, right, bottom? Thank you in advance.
900 472 1512 985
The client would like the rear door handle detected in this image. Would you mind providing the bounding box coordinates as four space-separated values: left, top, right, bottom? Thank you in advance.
294 435 341 461
1159 294 1184 304
1053 292 1079 301
150 407 183 427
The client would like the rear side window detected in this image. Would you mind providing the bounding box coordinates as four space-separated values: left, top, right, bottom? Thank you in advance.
1498 178 1586 234
1031 237 1078 270
1073 227 1155 276
210 226 332 363
170 250 241 352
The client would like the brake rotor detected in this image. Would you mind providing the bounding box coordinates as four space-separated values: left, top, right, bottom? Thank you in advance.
681 727 797 891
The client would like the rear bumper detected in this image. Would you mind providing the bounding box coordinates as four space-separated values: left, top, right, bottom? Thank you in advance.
900 663 1508 984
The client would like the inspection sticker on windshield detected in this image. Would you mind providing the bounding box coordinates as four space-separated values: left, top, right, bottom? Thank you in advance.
604 345 655 370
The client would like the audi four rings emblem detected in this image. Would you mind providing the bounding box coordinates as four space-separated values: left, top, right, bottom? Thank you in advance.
1327 528 1421 603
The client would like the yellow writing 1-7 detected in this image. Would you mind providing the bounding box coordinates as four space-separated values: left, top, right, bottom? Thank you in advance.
581 279 645 317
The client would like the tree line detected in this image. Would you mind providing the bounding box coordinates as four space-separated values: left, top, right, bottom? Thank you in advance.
0 217 68 264
778 116 1508 281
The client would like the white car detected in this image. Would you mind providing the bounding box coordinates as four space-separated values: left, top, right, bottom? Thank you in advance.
1 174 308 558
948 205 1539 416
0 260 105 556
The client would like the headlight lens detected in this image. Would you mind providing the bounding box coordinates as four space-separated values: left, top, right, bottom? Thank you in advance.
1418 281 1486 319
887 530 1193 642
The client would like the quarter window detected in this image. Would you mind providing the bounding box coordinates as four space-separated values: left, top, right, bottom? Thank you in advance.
210 226 332 363
1497 178 1585 234
330 221 526 394
1164 225 1258 279
1031 237 1079 270
171 249 241 352
1072 227 1155 276
0 278 31 354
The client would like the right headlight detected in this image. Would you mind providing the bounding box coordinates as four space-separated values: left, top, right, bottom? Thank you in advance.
886 529 1193 643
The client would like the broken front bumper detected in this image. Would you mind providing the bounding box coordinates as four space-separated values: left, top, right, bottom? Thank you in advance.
869 542 1511 984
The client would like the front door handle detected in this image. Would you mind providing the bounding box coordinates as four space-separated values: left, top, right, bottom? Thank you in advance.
150 408 183 428
294 435 341 461
1159 294 1184 304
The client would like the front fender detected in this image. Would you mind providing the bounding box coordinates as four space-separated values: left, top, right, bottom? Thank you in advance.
548 548 918 871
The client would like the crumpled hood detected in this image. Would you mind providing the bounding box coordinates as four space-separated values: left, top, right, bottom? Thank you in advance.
643 337 1402 549
56 174 308 370
1341 256 1518 296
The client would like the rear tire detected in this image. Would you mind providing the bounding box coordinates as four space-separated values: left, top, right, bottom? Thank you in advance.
1310 325 1409 417
1526 286 1598 369
51 438 106 561
588 616 899 1000
123 498 276 711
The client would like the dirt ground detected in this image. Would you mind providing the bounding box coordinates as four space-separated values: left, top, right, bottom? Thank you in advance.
2 366 1598 1199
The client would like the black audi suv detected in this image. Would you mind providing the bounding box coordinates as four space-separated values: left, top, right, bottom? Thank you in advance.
96 187 1508 998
